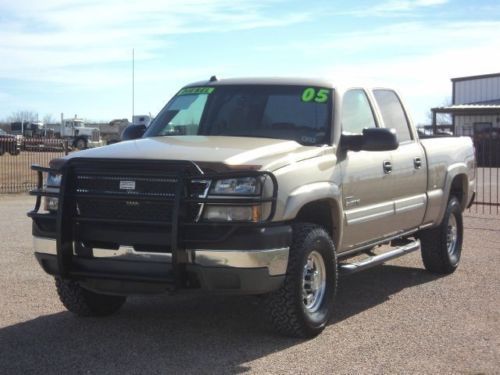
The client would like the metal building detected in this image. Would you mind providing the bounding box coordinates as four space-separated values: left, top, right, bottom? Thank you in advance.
431 72 500 136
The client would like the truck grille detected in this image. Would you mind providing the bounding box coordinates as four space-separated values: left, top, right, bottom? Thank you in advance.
91 129 100 142
77 197 173 222
71 166 208 224
75 175 178 197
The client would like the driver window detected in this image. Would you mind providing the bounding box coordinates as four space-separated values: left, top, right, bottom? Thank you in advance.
159 94 207 135
342 89 376 134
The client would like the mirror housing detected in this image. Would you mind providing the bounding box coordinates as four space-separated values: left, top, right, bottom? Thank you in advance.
121 124 146 141
341 128 399 152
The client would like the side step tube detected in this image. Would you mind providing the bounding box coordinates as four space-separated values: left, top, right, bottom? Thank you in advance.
339 240 420 276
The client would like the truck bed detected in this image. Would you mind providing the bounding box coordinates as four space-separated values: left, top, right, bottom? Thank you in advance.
420 136 475 224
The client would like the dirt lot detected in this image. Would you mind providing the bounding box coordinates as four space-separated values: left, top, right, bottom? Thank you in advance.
0 194 499 374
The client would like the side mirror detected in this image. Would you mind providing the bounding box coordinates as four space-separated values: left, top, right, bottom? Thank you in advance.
341 128 399 152
121 124 146 141
362 128 399 151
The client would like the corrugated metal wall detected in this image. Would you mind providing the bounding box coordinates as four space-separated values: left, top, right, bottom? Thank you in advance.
453 75 500 134
454 76 500 104
455 115 500 134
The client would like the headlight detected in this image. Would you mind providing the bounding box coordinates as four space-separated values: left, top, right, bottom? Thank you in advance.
46 173 62 187
210 177 261 195
44 172 61 212
202 176 267 222
203 205 261 222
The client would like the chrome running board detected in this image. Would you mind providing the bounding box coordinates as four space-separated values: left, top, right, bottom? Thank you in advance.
338 240 420 275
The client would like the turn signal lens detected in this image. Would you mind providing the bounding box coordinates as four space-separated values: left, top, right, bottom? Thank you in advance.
203 205 261 222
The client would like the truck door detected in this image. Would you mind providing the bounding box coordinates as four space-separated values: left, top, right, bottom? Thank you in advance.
372 89 427 233
339 89 396 250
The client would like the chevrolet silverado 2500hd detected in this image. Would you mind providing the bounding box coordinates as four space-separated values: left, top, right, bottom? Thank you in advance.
29 78 475 338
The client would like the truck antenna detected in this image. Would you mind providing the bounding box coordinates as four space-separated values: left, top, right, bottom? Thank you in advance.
132 48 135 122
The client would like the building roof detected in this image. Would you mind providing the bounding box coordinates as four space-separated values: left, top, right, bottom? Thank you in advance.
432 99 500 115
451 72 500 83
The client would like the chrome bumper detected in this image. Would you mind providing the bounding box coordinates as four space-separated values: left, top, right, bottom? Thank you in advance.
33 237 289 276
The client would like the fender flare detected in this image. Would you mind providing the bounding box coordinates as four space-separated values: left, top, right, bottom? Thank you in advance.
435 162 469 225
282 181 343 248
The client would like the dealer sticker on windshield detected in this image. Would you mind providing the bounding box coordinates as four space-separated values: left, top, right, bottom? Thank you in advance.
177 87 215 95
301 87 330 103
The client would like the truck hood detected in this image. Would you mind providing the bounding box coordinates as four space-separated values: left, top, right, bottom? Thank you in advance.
60 136 329 171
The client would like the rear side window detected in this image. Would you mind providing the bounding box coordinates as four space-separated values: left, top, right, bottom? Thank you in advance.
373 89 412 142
341 89 377 134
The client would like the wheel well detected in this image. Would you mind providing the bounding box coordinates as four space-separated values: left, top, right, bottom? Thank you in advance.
450 174 467 209
294 199 340 248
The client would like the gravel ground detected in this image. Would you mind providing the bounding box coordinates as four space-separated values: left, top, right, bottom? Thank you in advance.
0 194 499 374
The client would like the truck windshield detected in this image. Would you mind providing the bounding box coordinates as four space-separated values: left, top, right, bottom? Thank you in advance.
145 85 332 146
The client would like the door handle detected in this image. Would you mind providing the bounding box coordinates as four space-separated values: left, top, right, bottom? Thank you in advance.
383 160 392 174
414 157 422 169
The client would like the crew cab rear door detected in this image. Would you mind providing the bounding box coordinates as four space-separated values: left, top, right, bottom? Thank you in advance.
372 89 427 234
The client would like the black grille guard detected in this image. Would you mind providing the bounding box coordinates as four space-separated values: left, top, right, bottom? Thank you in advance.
28 158 278 286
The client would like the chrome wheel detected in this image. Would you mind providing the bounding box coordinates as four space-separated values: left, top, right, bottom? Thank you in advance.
447 213 458 256
302 251 326 313
420 197 463 274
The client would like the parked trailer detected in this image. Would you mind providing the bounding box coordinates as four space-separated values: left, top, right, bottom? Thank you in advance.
0 129 20 156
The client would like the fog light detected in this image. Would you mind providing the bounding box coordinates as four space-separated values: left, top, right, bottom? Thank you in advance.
203 205 261 222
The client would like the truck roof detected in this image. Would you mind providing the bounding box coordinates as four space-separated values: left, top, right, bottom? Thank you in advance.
185 77 336 88
183 77 391 95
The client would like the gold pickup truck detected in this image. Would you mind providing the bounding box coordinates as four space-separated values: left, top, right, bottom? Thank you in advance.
29 77 475 337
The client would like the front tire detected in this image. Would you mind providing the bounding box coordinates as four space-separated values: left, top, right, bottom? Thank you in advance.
264 223 337 338
419 196 463 274
74 137 87 150
55 277 126 316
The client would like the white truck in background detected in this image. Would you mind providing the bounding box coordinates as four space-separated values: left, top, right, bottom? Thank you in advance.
58 116 103 150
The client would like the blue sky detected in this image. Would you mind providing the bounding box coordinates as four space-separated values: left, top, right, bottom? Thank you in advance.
0 0 499 124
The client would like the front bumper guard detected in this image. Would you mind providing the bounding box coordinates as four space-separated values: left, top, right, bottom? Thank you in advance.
28 159 281 292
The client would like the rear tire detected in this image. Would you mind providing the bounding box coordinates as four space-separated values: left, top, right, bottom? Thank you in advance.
419 196 463 274
264 223 337 338
55 277 126 316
